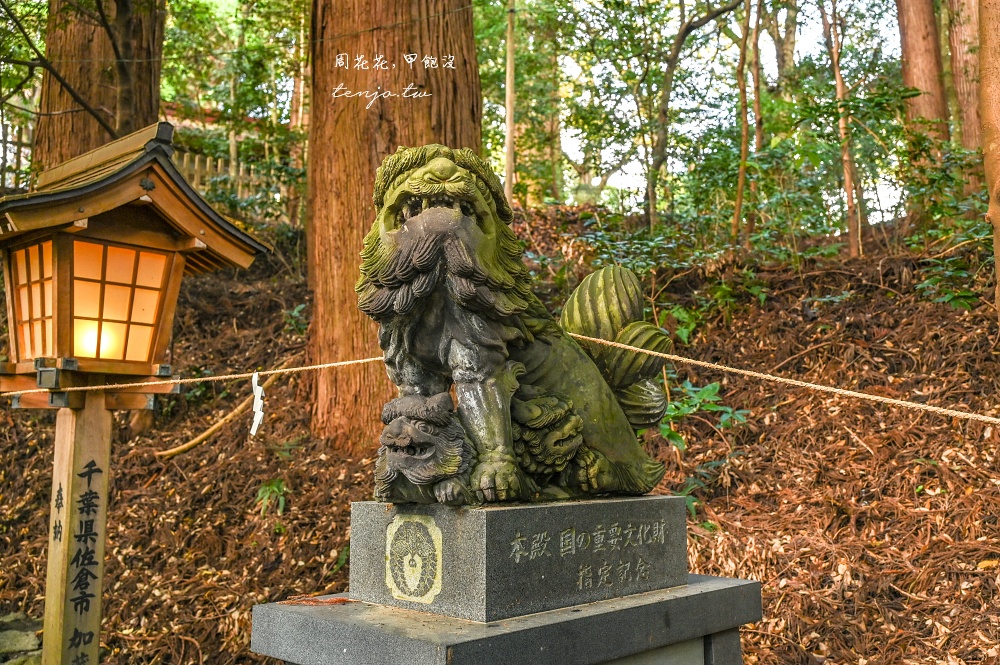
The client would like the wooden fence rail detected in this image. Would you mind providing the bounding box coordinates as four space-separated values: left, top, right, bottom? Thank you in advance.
173 151 301 226
1 121 32 193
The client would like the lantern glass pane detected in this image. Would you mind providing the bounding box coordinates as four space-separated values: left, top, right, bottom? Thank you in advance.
74 241 104 280
28 245 39 281
18 287 28 320
74 319 99 358
14 249 26 284
45 319 53 357
131 288 159 325
74 280 101 318
32 323 42 357
102 284 131 321
136 252 166 288
31 283 42 318
125 325 153 362
41 241 52 278
11 242 55 361
105 247 136 284
20 324 31 358
100 322 126 360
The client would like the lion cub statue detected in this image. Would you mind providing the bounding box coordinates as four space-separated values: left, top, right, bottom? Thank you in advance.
359 144 671 504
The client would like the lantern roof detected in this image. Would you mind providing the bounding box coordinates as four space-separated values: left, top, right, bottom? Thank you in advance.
0 122 269 274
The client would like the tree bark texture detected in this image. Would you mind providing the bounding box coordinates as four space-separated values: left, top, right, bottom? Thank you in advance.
949 0 982 150
896 0 951 140
763 0 797 90
504 0 516 203
980 0 1000 320
308 0 482 448
821 0 861 258
34 0 163 168
731 0 753 245
746 0 764 250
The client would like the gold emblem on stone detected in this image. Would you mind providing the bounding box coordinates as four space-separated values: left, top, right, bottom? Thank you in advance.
385 514 443 603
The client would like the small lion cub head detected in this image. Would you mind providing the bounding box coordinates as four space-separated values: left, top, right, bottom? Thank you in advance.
374 393 475 502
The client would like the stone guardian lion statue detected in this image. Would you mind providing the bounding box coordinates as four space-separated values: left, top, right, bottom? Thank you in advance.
358 144 671 504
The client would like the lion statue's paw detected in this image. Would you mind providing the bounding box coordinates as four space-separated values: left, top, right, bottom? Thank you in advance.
570 446 617 494
433 477 470 506
471 452 536 502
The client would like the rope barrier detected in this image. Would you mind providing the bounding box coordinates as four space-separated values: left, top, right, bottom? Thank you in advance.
2 332 998 427
0 357 384 398
565 333 1000 426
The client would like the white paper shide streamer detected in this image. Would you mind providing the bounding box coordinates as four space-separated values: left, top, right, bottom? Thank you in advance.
250 371 265 436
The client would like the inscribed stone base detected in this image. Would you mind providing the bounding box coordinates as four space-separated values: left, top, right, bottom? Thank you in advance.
250 574 761 665
348 496 688 622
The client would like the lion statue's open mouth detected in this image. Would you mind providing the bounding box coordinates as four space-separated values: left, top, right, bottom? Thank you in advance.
358 144 669 505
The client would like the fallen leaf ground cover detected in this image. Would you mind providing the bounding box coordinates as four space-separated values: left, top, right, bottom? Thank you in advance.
1 221 998 664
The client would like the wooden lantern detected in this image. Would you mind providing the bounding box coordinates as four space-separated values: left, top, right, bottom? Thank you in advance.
0 123 267 665
0 122 268 403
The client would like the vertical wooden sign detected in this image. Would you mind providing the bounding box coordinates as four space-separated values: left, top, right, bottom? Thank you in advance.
42 389 112 665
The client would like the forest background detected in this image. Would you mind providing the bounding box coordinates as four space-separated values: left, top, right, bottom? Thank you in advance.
2 0 1000 663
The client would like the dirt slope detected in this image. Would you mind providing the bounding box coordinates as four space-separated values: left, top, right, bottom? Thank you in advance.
1 234 998 664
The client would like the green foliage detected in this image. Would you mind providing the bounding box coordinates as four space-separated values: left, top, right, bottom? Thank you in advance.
914 256 981 310
660 380 750 440
323 545 350 580
266 437 304 460
282 303 309 335
162 0 308 224
183 367 217 404
673 451 746 519
256 478 288 517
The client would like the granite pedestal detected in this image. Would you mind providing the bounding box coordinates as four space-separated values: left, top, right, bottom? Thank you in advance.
251 497 762 664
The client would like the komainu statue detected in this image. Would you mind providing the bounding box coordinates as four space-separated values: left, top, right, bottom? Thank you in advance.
358 144 671 504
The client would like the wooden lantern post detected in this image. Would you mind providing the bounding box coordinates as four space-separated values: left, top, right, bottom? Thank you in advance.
0 123 267 665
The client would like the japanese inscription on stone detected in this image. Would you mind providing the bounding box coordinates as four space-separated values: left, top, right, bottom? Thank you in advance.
509 518 668 592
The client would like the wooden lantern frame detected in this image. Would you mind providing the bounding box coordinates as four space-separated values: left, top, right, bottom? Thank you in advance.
3 234 185 374
0 122 269 407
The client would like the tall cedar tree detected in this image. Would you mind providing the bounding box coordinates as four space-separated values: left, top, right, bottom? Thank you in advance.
308 0 482 447
895 0 950 140
33 0 164 167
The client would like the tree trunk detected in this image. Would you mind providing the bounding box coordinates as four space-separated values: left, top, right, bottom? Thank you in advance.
504 0 516 204
821 0 861 258
745 0 764 250
34 0 117 166
981 0 1000 322
940 4 962 133
286 16 308 227
731 0 753 245
763 0 797 92
33 0 163 168
645 0 742 228
308 0 482 448
896 0 951 140
950 0 982 150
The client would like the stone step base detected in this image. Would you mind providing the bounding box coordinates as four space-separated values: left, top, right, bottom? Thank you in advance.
251 574 761 665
